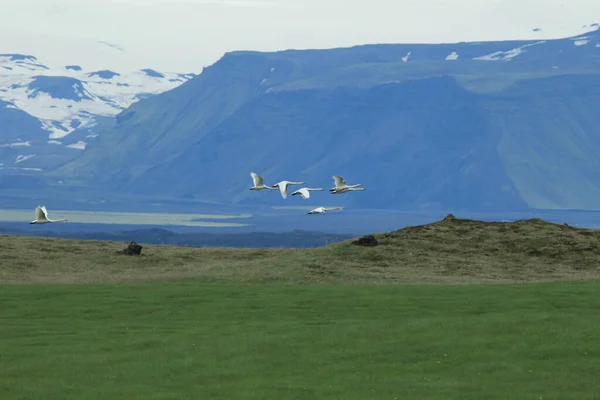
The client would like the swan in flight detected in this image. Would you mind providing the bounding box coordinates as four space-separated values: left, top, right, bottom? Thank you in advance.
249 172 277 191
307 206 342 214
29 206 68 224
272 180 305 199
330 175 365 194
291 187 324 199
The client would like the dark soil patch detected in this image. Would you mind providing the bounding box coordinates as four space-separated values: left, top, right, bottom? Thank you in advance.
117 241 143 256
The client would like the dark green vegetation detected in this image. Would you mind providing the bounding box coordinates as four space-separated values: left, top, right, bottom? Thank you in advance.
2 216 600 284
2 216 600 399
2 282 600 399
33 29 600 212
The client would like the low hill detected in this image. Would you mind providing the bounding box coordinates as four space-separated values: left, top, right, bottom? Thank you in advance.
2 215 600 285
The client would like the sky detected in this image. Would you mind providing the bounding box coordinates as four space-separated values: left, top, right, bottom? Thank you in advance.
0 0 599 72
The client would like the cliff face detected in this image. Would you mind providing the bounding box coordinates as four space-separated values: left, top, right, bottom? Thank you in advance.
52 30 600 211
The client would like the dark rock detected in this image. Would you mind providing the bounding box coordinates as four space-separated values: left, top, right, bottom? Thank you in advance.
117 241 143 255
352 234 379 247
443 213 456 222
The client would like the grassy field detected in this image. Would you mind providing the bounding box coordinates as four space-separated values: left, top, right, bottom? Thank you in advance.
2 216 600 399
2 215 600 284
2 282 600 399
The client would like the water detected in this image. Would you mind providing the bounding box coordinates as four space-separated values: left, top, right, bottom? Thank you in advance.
0 209 252 228
3 207 600 236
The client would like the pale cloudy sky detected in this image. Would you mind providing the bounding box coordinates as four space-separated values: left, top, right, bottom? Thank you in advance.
0 0 598 72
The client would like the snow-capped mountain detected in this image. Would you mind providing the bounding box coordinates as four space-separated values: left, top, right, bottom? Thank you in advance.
47 27 600 213
0 52 194 172
0 53 193 140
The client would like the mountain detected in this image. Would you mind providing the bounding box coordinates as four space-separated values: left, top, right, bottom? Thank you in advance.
26 28 600 211
0 52 194 172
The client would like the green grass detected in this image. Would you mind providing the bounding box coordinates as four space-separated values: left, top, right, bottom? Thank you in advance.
3 216 600 284
2 281 600 399
3 216 600 398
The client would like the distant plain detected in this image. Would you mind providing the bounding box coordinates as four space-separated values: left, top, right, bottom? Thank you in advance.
4 206 600 235
0 208 252 227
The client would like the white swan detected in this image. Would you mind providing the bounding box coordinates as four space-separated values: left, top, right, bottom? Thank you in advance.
29 206 68 224
330 175 365 194
249 172 277 191
307 206 342 214
272 180 305 199
291 187 324 199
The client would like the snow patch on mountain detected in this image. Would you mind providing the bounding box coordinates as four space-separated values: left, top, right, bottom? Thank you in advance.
14 154 35 163
0 53 194 139
570 36 591 46
445 51 459 60
472 41 547 61
66 141 86 150
0 140 31 147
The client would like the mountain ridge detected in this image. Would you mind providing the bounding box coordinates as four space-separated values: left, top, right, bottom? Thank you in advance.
0 52 193 173
8 28 600 212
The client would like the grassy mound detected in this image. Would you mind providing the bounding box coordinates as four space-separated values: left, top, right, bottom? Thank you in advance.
2 215 600 284
330 214 600 282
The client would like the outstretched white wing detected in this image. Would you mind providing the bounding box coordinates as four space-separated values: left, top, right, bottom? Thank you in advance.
35 206 45 221
278 182 289 199
324 207 342 212
40 206 50 220
333 175 346 187
293 188 310 199
250 172 264 187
